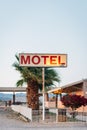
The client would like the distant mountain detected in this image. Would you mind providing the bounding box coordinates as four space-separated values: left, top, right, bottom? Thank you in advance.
0 93 13 101
0 93 26 102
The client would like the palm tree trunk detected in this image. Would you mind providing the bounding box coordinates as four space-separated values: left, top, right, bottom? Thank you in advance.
26 81 39 110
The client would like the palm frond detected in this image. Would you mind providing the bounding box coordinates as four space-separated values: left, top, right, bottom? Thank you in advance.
15 54 19 62
16 79 25 87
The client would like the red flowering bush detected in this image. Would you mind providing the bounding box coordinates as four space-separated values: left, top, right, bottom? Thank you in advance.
61 94 87 110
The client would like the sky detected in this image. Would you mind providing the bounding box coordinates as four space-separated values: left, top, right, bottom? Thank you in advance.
0 0 87 88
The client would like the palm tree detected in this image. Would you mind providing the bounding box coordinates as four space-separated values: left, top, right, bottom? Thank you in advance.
13 54 61 110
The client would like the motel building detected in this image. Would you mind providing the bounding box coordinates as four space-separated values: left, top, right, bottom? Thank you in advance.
45 79 87 113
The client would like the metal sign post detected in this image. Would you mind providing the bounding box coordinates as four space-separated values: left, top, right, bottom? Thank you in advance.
42 67 45 121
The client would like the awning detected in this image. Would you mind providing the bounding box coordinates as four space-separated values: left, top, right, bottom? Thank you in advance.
47 79 87 94
48 87 62 94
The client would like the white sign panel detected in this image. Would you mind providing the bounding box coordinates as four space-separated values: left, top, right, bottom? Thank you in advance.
19 53 67 67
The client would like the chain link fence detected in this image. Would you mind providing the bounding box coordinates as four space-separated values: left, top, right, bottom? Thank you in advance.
32 108 87 123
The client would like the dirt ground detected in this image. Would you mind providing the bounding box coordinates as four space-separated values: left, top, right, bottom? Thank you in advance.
0 105 87 130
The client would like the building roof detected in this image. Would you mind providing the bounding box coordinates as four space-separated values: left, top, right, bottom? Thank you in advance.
0 87 26 92
48 79 87 94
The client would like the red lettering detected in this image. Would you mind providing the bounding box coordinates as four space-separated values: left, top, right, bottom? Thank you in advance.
32 56 40 64
58 56 61 64
20 54 66 66
58 56 65 65
21 55 30 64
50 56 57 64
41 56 49 64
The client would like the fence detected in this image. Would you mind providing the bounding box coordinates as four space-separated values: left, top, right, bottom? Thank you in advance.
32 108 87 123
9 104 87 123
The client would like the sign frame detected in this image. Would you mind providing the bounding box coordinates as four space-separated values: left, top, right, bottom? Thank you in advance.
19 53 67 67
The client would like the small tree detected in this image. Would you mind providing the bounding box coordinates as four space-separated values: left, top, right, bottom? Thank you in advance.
61 94 87 118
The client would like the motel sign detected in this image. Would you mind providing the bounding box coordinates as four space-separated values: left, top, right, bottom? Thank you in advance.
19 53 67 67
19 53 67 121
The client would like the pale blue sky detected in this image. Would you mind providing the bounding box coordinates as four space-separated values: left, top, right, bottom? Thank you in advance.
0 0 87 87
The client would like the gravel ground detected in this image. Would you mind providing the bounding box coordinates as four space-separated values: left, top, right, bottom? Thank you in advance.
0 106 87 130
